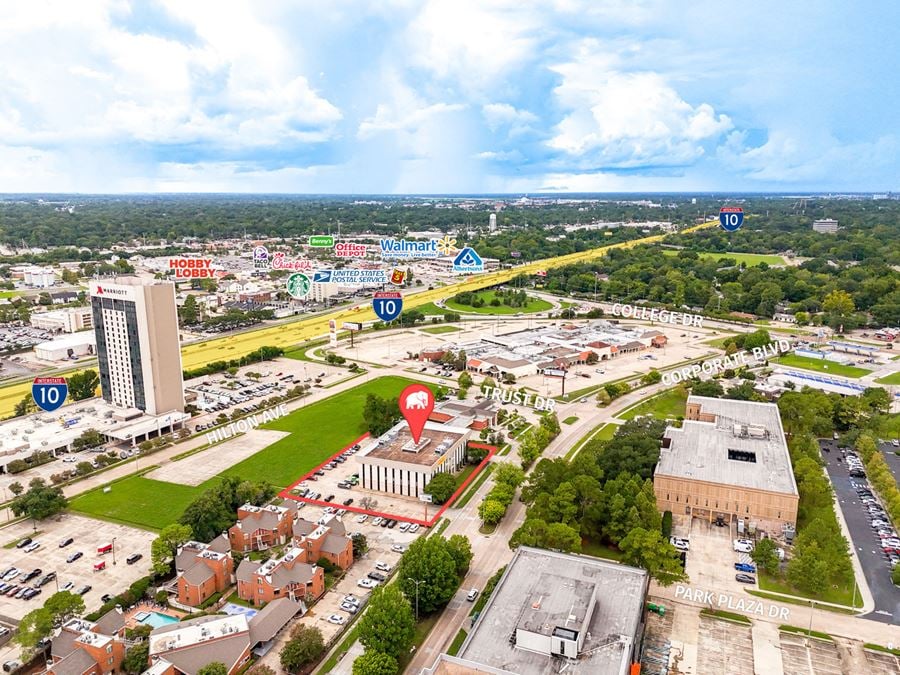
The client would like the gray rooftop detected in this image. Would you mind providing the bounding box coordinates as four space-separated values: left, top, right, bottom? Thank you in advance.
656 396 798 495
458 547 648 675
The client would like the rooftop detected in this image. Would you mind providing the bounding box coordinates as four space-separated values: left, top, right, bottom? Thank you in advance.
657 396 798 495
458 547 648 675
359 421 468 467
149 614 249 656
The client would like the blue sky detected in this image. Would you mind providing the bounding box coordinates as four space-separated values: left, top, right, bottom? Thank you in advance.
0 0 897 193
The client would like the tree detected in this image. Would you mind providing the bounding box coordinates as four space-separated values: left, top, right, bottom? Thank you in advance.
458 371 473 388
15 607 54 652
690 380 724 398
363 394 401 436
641 369 662 385
67 369 100 401
44 590 86 626
585 351 599 365
10 478 67 524
14 392 37 417
357 585 415 658
446 534 473 576
279 625 325 674
492 463 525 489
352 532 369 559
478 498 506 526
9 481 24 496
151 524 193 576
822 289 855 317
618 527 687 586
72 428 104 451
397 537 460 613
179 295 199 326
197 664 228 675
353 650 399 675
509 518 582 553
123 642 150 674
751 538 780 575
424 472 456 505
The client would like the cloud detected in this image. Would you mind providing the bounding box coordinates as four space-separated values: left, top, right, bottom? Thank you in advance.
481 103 538 136
546 44 733 169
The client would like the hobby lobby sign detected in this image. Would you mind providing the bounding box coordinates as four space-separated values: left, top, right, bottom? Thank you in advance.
169 258 223 279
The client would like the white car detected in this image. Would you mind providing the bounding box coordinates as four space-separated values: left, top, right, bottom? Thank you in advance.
62 456 78 463
408 524 419 534
2 568 20 582
391 544 406 553
60 581 75 592
327 614 346 625
357 578 377 589
23 542 41 553
372 517 383 526
336 509 347 517
343 595 361 606
398 522 410 532
375 561 392 572
733 540 752 554
323 506 335 514
669 537 690 552
356 514 369 524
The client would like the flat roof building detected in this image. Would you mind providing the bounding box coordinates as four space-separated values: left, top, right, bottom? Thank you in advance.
654 396 798 532
425 546 649 675
33 331 96 361
30 306 94 333
812 218 839 233
90 277 184 415
357 421 471 498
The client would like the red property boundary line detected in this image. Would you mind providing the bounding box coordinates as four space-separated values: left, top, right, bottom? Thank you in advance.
278 437 497 527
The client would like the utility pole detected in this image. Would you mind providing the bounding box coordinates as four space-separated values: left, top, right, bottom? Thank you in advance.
407 578 426 623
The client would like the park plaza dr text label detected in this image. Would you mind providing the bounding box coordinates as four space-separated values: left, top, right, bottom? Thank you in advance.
205 403 289 445
674 584 790 620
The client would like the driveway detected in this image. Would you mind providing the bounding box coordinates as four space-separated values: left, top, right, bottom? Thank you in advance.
820 439 900 624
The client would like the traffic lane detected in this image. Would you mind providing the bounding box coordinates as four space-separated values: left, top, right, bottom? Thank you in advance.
820 441 900 623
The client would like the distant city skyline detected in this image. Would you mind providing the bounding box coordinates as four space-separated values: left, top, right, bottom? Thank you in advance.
1 1 898 194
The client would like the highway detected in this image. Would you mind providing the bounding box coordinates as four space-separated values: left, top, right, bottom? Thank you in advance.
0 220 717 418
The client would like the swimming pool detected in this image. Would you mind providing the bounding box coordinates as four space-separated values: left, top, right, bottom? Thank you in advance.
134 611 180 629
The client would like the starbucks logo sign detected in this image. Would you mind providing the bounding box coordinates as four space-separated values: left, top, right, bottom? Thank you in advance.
286 272 311 298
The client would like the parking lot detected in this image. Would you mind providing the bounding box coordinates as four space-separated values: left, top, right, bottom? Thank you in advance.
683 518 766 594
697 614 755 675
779 631 843 674
820 439 900 623
0 513 151 620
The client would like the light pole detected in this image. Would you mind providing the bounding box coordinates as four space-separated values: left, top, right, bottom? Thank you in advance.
112 537 117 566
406 578 426 623
807 600 815 641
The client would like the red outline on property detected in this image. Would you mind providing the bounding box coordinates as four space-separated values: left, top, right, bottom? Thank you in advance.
279 435 496 527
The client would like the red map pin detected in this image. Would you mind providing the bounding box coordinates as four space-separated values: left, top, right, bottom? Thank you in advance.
399 384 435 444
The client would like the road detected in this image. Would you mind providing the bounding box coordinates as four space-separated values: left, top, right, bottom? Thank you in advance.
0 220 719 418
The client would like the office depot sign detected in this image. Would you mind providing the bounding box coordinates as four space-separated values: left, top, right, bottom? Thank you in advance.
169 258 222 279
335 242 368 258
611 303 704 328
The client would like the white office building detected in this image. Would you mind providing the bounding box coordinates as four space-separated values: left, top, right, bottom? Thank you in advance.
812 218 839 233
30 306 94 333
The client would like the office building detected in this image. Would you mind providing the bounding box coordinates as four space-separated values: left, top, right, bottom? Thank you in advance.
357 421 471 498
90 277 184 415
812 218 839 233
423 546 649 675
653 396 799 532
30 306 94 333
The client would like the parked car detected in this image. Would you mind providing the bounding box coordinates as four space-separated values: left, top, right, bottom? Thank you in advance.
327 614 345 625
343 498 354 506
343 595 361 607
15 538 31 550
466 588 479 602
58 538 74 548
391 544 406 553
734 562 756 573
339 602 359 614
60 582 75 592
735 574 756 584
1 569 18 582
66 552 83 563
669 537 690 552
374 561 392 573
35 572 56 588
367 571 387 582
386 519 397 529
23 542 40 553
398 522 410 533
357 578 377 589
126 554 143 565
732 540 753 554
75 585 91 596
356 514 368 523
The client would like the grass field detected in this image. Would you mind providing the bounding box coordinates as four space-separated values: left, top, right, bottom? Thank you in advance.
772 354 872 378
444 290 552 315
70 376 416 529
759 570 862 608
876 371 900 385
562 416 578 425
618 387 687 421
419 325 460 335
448 629 468 656
662 250 786 266
415 302 448 316
0 291 20 299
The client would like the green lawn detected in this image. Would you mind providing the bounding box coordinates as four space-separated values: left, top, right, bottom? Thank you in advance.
758 570 863 608
0 290 20 299
448 629 468 656
700 608 751 624
662 250 785 266
580 538 625 561
618 387 688 421
412 302 447 316
564 422 618 461
444 290 552 315
876 371 900 385
419 325 460 335
71 376 417 530
562 416 579 425
772 354 872 379
745 590 858 615
704 335 737 349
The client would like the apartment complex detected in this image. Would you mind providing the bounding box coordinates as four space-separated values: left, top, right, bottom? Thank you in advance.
235 547 325 606
228 503 296 552
357 421 472 498
291 514 354 570
48 611 127 675
90 277 184 416
654 396 799 532
175 536 234 607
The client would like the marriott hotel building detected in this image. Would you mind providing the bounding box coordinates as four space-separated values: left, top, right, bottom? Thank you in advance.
89 277 185 416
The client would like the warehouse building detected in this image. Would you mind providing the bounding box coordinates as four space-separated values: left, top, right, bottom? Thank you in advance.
424 546 649 675
357 421 471 498
33 331 96 361
654 396 799 533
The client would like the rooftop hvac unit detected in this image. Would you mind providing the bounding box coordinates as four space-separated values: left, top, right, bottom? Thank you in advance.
747 425 768 438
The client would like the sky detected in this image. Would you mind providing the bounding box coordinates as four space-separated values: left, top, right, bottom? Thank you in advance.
0 0 898 194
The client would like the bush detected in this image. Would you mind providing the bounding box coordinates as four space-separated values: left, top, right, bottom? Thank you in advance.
198 591 223 610
129 577 151 601
316 557 338 575
6 460 28 474
155 590 169 605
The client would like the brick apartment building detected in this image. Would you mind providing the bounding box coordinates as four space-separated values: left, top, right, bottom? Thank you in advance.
47 611 127 675
291 515 353 570
175 535 234 607
228 503 295 552
235 547 325 606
